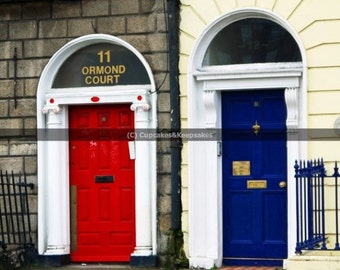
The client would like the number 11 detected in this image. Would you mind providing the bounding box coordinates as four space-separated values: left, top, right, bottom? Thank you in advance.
98 50 111 63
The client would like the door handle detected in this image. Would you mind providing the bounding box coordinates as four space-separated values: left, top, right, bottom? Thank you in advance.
252 120 260 135
279 181 287 188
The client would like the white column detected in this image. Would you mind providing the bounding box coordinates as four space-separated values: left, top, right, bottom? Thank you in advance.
285 87 299 257
189 90 222 268
204 90 222 267
42 105 69 254
130 102 153 256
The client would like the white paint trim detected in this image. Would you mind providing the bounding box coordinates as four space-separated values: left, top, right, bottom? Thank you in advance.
187 8 308 268
37 34 158 258
196 62 302 90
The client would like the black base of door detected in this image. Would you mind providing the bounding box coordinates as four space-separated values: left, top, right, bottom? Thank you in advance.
130 255 158 267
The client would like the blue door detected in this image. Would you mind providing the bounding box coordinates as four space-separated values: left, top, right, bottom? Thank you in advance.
222 90 287 266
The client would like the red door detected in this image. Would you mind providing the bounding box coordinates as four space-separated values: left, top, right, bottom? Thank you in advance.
69 104 135 262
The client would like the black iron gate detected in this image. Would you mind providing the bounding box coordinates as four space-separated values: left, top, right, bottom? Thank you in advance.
295 159 340 253
0 170 35 269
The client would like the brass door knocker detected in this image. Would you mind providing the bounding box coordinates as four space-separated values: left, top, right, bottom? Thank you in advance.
252 120 260 135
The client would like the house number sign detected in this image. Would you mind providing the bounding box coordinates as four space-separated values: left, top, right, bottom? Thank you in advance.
81 50 126 85
52 43 150 88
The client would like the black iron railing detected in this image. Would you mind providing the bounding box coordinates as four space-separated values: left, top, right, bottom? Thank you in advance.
295 159 340 253
0 170 35 268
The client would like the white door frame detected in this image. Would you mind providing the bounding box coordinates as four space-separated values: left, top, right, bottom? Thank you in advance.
187 8 307 268
36 34 158 259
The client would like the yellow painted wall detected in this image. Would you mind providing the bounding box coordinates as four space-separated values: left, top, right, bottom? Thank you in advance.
180 0 340 256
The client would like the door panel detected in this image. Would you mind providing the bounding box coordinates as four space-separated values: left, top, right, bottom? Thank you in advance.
222 90 287 266
69 104 135 262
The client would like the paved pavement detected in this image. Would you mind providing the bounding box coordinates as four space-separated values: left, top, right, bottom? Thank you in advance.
23 264 282 270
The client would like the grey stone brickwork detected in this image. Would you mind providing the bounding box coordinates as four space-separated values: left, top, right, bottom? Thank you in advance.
0 0 172 266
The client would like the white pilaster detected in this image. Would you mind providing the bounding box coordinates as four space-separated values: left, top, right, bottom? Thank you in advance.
285 87 299 257
189 91 223 268
42 105 69 255
204 90 222 265
130 102 153 256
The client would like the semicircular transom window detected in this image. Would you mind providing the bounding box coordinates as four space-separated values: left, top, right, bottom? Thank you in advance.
203 18 302 66
52 43 150 88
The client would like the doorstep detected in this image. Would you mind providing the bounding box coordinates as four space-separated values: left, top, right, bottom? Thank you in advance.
284 250 340 270
219 267 282 270
31 263 133 269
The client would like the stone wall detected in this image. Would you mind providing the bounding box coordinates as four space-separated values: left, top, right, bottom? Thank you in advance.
0 0 171 265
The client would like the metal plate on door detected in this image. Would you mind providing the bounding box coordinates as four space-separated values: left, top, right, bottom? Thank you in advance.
95 175 114 183
232 161 250 176
247 180 267 189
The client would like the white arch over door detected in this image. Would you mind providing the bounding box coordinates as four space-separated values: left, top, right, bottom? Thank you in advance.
187 8 307 268
36 34 157 259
